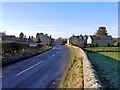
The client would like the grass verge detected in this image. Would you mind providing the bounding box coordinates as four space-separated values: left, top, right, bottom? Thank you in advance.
59 45 83 88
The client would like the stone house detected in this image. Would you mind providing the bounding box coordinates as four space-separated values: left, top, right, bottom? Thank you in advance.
69 34 85 47
87 35 114 47
39 33 52 45
2 33 16 42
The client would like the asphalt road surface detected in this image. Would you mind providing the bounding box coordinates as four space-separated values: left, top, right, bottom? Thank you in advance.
1 44 70 88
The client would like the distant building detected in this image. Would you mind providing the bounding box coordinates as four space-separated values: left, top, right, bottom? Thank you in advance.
17 36 36 43
113 38 120 46
1 32 16 42
69 35 79 44
39 33 52 45
0 32 2 42
83 35 88 43
3 35 16 42
27 36 35 43
18 38 28 42
87 35 114 47
69 34 85 47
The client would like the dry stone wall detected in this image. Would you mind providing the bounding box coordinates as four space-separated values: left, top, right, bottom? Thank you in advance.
72 45 103 89
80 48 103 89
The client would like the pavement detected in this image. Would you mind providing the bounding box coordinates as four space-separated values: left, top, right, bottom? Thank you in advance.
1 44 70 88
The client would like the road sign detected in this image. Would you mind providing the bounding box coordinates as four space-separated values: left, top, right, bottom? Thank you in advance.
29 44 37 47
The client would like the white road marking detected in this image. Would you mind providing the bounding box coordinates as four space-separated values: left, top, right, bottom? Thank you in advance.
56 51 59 53
16 61 43 76
52 54 55 57
53 81 56 84
38 49 53 57
17 48 58 75
48 56 52 59
48 54 56 59
56 48 60 54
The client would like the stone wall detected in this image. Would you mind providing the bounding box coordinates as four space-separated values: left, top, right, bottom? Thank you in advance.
72 45 103 89
67 45 104 89
80 48 103 89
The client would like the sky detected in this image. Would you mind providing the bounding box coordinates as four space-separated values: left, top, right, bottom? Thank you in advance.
1 2 118 39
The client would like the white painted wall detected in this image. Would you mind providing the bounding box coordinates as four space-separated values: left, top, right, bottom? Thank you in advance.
87 36 92 44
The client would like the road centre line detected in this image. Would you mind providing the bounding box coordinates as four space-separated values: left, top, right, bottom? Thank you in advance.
48 54 56 59
38 48 53 57
56 48 61 53
48 56 53 59
56 50 59 53
52 54 55 57
15 47 60 76
16 61 44 76
48 48 60 59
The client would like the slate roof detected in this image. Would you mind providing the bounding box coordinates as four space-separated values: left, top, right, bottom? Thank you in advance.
90 35 113 40
2 35 16 42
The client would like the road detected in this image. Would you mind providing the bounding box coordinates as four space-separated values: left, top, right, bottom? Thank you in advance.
1 44 70 88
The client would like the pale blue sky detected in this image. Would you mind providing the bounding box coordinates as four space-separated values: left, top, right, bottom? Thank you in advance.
1 2 118 38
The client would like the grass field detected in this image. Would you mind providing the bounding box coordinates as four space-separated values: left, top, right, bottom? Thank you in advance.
99 52 120 61
59 45 83 88
85 47 120 52
86 47 120 88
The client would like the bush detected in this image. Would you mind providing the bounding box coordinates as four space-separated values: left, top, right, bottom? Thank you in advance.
2 42 46 55
2 42 28 54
